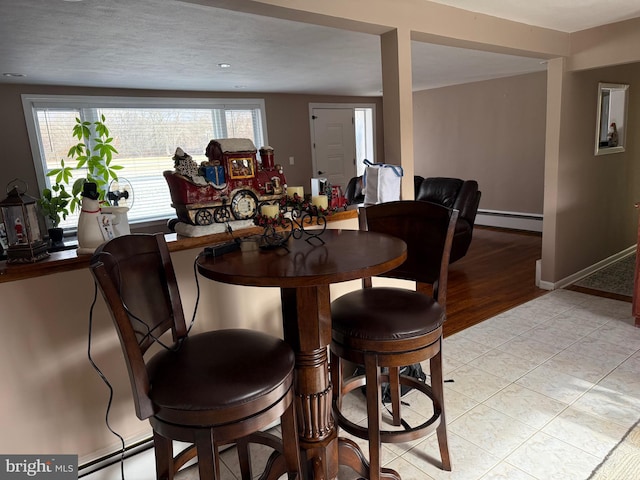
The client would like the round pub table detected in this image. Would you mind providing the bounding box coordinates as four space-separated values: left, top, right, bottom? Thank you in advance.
197 228 407 479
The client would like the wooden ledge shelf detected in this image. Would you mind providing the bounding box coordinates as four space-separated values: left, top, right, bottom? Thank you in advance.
0 208 358 284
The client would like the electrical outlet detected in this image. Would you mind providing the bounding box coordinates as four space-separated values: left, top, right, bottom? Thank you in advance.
289 156 295 165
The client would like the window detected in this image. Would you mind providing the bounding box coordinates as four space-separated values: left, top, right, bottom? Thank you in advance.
22 95 268 230
355 107 375 176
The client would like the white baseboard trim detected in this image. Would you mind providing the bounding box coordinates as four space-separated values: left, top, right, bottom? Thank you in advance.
476 209 543 232
537 245 636 291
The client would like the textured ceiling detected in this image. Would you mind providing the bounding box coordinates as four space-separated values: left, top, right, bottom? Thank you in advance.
427 0 640 33
0 0 637 96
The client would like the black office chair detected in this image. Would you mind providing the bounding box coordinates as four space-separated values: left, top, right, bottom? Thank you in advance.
330 201 457 479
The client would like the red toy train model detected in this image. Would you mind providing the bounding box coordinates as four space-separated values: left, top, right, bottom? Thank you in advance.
164 139 287 226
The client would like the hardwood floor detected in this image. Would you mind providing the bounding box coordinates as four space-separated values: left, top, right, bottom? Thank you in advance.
444 226 547 337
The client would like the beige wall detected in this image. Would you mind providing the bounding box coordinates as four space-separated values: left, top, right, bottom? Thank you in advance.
0 84 384 197
412 61 640 284
412 72 547 214
546 63 640 281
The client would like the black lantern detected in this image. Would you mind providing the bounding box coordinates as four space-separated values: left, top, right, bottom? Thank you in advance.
0 179 49 263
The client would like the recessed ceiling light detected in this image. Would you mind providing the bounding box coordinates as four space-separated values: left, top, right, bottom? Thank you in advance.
234 85 247 89
217 63 231 69
3 73 26 77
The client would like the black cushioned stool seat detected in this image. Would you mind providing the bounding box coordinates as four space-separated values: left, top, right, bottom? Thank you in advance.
332 287 444 342
147 329 295 425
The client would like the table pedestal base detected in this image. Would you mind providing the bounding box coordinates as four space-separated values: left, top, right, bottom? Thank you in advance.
339 438 401 480
262 437 401 480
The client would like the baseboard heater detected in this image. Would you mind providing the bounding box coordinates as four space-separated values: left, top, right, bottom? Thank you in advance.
78 436 154 478
475 209 543 233
78 435 238 477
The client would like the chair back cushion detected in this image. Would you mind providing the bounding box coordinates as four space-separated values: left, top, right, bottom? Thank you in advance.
360 201 458 296
90 233 187 419
415 177 463 208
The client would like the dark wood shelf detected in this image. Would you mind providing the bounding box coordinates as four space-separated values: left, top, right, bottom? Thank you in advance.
0 208 358 284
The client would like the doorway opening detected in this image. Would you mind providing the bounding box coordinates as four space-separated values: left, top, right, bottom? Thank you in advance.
309 103 376 191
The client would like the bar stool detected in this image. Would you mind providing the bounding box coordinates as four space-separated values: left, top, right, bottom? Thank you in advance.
90 233 302 480
330 201 458 479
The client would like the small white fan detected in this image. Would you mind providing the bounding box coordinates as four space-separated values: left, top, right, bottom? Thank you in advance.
107 178 135 208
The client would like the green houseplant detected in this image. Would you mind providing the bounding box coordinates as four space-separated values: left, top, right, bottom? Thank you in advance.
46 114 122 213
38 183 71 227
37 183 71 249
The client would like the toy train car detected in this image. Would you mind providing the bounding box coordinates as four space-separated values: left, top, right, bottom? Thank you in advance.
164 139 286 226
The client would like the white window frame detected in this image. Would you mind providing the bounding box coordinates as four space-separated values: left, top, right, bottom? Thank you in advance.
22 94 269 228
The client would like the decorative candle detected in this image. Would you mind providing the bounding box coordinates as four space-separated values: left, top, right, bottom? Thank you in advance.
261 204 279 218
311 195 328 209
287 186 304 199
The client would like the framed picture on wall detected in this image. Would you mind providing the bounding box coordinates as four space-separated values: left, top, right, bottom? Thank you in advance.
595 82 629 156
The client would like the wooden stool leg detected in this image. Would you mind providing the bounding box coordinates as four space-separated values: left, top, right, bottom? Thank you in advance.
388 366 402 426
365 354 383 480
153 431 174 480
281 400 303 478
430 348 451 471
236 437 253 480
330 350 344 411
195 429 219 480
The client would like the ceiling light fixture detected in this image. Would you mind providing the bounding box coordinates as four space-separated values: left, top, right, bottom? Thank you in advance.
217 63 231 69
3 73 26 78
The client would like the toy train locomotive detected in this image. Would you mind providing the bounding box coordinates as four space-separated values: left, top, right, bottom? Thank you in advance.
164 139 287 226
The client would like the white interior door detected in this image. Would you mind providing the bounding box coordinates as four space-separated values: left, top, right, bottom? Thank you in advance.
311 108 356 190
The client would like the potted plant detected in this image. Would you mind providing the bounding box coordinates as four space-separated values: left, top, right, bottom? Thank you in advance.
38 183 71 250
45 114 122 213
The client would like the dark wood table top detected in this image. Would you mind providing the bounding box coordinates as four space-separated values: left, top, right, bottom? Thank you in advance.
196 229 407 288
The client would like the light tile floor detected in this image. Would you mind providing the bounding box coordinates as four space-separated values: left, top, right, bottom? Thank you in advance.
83 290 640 480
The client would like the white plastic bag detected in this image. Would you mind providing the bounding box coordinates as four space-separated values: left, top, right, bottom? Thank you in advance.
363 159 404 204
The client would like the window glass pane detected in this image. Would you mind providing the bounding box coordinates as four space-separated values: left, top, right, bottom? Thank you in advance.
96 107 218 225
225 109 262 146
35 109 84 229
37 109 80 171
28 98 267 230
355 107 374 176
